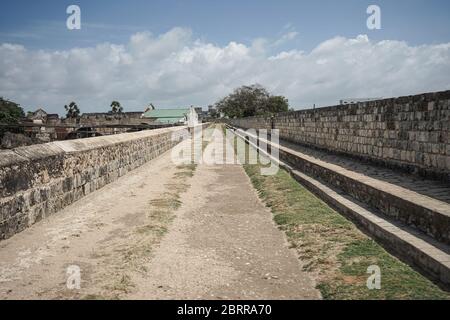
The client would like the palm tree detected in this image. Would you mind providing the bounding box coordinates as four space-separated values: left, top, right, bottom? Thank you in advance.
64 102 80 118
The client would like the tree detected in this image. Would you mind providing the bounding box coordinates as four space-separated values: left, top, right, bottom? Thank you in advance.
0 98 25 124
215 84 289 118
110 101 123 114
64 102 80 118
266 95 289 114
0 98 25 140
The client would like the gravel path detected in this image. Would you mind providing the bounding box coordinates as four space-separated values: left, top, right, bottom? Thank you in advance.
0 128 320 300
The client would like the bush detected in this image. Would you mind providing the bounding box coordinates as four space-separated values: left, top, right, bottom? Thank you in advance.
0 98 24 124
215 84 289 118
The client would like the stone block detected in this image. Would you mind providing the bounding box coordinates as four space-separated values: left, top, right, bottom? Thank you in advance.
0 125 193 241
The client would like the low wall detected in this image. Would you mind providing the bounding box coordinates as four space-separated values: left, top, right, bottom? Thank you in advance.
230 90 450 180
230 125 450 287
0 126 188 240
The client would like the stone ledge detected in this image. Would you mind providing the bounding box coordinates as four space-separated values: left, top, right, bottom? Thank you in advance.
0 150 28 167
231 125 450 288
232 126 450 245
52 126 184 153
13 143 65 160
290 168 450 288
0 125 196 241
279 145 450 216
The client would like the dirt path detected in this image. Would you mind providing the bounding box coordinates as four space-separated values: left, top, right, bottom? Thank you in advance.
0 128 320 300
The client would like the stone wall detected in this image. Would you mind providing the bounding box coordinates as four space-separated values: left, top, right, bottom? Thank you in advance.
0 126 188 240
230 90 450 180
230 126 450 287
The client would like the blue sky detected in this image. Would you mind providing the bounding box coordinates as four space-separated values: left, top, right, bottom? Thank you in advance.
0 0 450 114
1 0 449 51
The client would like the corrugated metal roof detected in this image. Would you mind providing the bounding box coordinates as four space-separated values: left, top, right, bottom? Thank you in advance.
152 117 185 124
142 108 189 119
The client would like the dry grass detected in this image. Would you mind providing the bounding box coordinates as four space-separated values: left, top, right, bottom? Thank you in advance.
101 134 211 298
89 156 200 299
240 136 450 300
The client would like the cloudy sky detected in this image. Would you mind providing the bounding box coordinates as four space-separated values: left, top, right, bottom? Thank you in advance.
1 0 450 114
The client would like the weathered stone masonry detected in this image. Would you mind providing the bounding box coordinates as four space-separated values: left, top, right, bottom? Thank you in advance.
0 126 188 240
231 90 450 181
230 126 450 287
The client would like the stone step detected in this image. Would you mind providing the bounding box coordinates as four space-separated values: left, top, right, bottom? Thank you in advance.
229 126 450 245
229 124 450 288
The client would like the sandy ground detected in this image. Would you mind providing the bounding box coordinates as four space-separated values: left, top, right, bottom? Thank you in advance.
0 128 320 300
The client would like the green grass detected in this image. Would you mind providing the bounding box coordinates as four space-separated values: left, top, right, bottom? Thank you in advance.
241 147 450 300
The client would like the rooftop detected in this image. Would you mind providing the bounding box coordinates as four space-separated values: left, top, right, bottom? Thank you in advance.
142 108 189 118
142 108 190 124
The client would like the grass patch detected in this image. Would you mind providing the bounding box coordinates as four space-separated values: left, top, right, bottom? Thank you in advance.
149 195 182 211
175 164 197 178
135 224 168 236
106 273 135 296
239 137 449 300
82 130 213 300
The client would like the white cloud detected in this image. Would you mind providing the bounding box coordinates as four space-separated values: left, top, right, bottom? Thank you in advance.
273 31 299 47
0 27 449 114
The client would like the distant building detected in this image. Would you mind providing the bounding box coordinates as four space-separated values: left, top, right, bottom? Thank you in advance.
80 112 143 120
194 107 209 121
28 108 48 122
142 108 193 125
24 108 58 141
77 111 148 134
124 112 144 118
46 114 60 124
340 98 382 105
80 112 108 120
144 103 156 113
27 108 60 126
207 105 218 118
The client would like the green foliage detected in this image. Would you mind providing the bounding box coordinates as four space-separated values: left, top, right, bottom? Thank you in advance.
215 84 289 118
64 102 80 118
241 147 449 300
266 95 289 114
110 101 123 114
0 97 25 124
